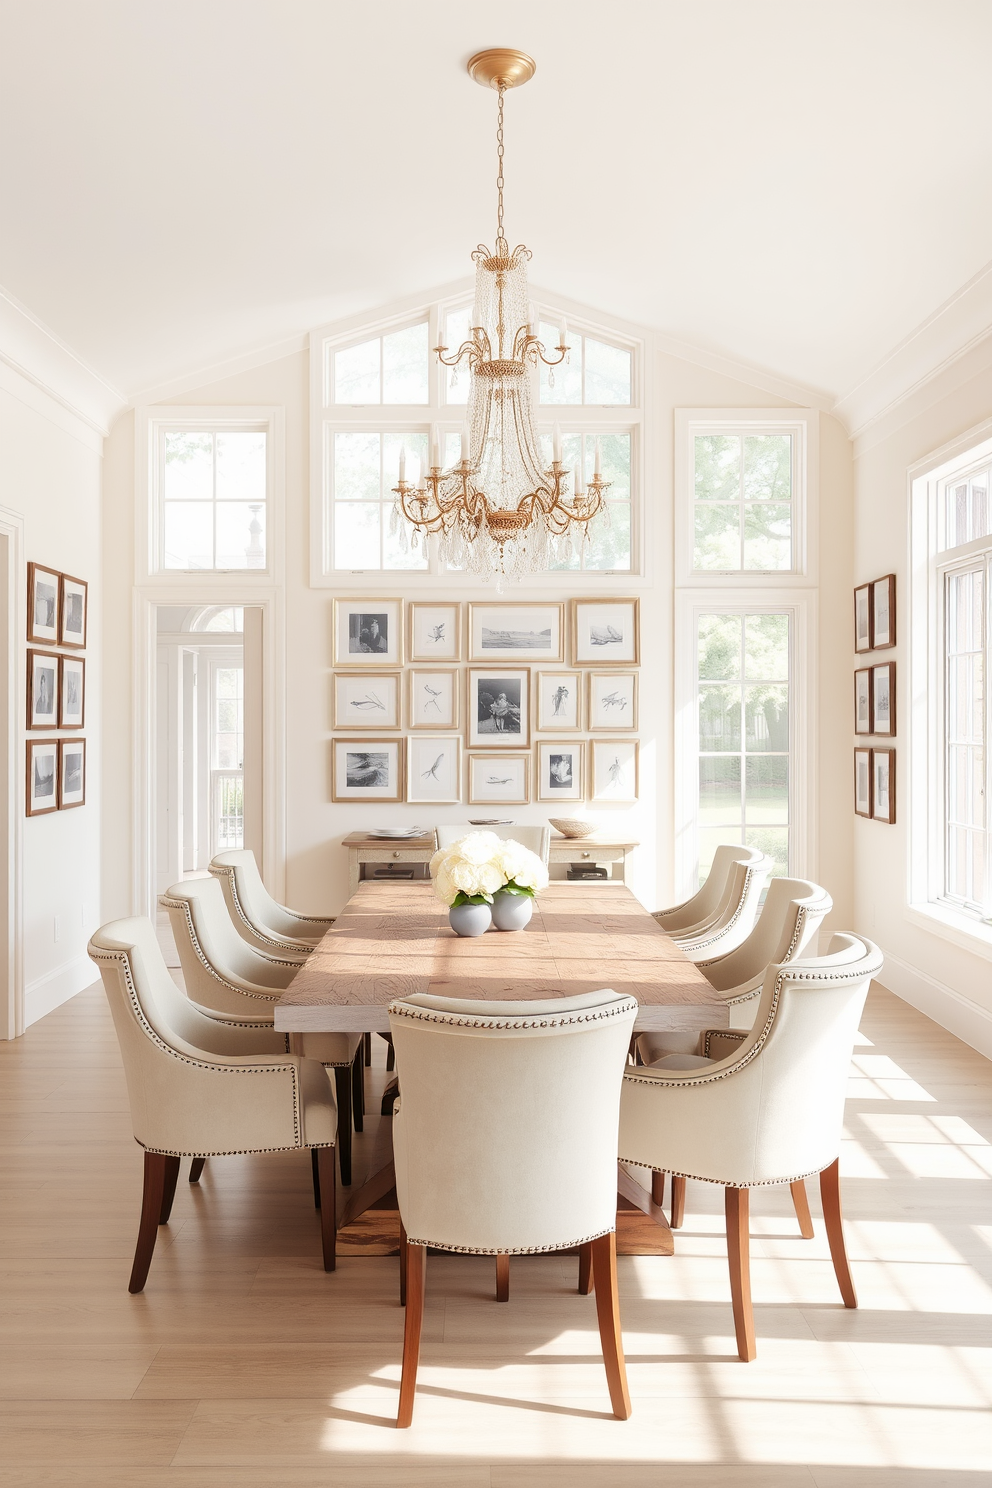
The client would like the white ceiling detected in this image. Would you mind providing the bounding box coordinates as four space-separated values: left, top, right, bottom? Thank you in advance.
3 0 992 428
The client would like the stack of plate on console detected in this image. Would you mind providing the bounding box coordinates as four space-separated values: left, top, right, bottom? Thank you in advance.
366 827 427 839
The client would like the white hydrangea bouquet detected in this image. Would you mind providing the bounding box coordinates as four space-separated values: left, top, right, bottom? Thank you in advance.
430 831 549 935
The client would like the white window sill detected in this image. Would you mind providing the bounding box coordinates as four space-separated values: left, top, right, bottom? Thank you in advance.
906 902 992 962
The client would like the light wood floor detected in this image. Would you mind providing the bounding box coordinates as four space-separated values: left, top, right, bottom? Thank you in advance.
1 977 991 1487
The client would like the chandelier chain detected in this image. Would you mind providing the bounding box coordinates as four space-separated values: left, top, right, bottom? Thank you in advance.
496 82 506 249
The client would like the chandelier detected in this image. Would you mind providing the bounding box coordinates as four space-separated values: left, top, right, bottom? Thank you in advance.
391 48 610 580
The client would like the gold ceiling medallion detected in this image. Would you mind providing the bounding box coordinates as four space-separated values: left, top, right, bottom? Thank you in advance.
390 49 610 582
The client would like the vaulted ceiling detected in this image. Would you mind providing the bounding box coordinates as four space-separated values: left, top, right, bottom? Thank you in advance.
2 0 992 431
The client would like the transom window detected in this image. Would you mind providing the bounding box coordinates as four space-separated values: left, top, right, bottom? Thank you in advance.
333 322 430 405
537 324 632 406
693 431 793 571
161 429 267 571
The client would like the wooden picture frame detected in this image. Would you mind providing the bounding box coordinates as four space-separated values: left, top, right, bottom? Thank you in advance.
332 597 403 666
588 670 638 731
330 738 403 801
854 667 872 735
408 601 462 662
854 747 872 817
535 670 581 731
59 655 85 729
871 574 896 650
408 669 460 730
572 597 640 666
27 649 60 729
58 738 86 809
468 602 564 663
467 752 530 805
406 735 462 804
854 583 872 653
59 573 88 649
872 748 896 823
27 563 60 645
536 740 584 803
467 667 531 748
26 739 58 815
332 672 401 729
871 662 895 736
590 738 639 803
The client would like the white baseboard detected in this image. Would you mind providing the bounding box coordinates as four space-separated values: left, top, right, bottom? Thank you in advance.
24 955 97 1027
877 949 992 1062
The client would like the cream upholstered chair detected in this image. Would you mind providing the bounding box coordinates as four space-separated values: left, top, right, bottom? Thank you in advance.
619 934 882 1362
208 848 334 954
87 916 338 1291
433 824 551 865
653 843 766 936
388 988 638 1427
161 877 364 1183
664 854 774 963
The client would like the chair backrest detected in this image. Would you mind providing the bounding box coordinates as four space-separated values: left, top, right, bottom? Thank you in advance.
675 854 773 961
161 877 295 1009
655 844 765 933
209 849 326 945
700 877 833 995
389 988 638 1254
433 824 551 865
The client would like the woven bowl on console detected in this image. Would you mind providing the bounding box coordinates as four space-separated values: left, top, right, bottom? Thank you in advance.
548 818 597 839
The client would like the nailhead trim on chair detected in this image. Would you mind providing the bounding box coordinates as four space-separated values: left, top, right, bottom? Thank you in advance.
159 896 293 994
388 998 639 1032
402 1226 615 1256
670 867 757 952
623 1159 828 1189
699 904 832 1005
136 1138 335 1158
207 865 333 949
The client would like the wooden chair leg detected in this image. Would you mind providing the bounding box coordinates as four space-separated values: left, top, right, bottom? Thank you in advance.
790 1178 815 1239
385 1036 395 1073
725 1186 756 1362
352 1049 364 1134
364 1031 372 1066
590 1232 632 1420
495 1252 510 1302
819 1158 857 1308
158 1154 181 1223
670 1174 686 1229
129 1152 168 1293
651 1170 665 1207
334 1067 353 1186
311 1147 321 1208
397 1241 426 1427
577 1241 594 1294
399 1222 408 1306
188 1156 206 1184
316 1146 336 1272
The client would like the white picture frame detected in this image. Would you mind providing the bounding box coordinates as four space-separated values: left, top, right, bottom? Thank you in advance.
408 602 462 661
535 670 581 731
333 597 403 666
572 597 640 666
590 738 639 803
332 672 401 729
467 667 531 747
409 669 460 730
406 735 462 804
331 738 403 801
588 671 638 731
467 752 530 805
468 602 564 662
536 740 584 803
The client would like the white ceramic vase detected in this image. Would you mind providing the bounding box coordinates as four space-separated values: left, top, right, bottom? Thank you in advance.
448 902 492 937
491 889 534 932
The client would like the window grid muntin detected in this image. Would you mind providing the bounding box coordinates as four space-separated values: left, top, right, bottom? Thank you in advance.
159 426 268 573
692 429 796 573
940 554 990 916
330 318 431 407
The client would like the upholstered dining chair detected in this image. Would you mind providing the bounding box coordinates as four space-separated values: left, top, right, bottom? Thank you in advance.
619 934 882 1362
388 987 638 1428
161 877 364 1183
653 843 767 936
433 824 551 865
87 915 338 1291
209 848 334 954
666 853 775 963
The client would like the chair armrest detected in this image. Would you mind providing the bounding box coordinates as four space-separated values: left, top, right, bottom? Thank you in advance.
701 1029 749 1061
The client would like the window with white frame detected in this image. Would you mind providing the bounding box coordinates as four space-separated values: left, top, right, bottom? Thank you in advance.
314 299 639 579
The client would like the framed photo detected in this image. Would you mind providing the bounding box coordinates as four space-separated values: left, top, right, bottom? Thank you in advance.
333 598 403 666
27 563 60 645
409 602 462 662
409 669 460 730
854 747 872 818
590 739 639 803
468 602 564 663
854 668 872 735
332 672 400 729
588 671 638 731
468 752 529 805
59 573 88 649
872 574 896 650
536 670 581 731
872 748 896 823
854 583 872 653
406 735 462 804
58 738 86 809
59 656 85 729
572 598 640 665
467 668 530 747
331 739 403 802
27 650 60 729
536 740 584 803
26 739 58 815
871 662 895 736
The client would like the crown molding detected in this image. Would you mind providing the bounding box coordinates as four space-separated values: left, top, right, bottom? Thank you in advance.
0 282 125 437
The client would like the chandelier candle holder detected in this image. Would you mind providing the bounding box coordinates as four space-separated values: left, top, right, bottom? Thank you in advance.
391 48 610 580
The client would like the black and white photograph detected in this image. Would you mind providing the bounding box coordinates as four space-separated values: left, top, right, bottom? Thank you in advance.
27 650 59 729
872 662 895 736
58 738 86 809
406 735 462 803
331 738 402 801
59 572 88 649
536 670 580 731
332 672 400 729
572 597 640 665
872 747 895 823
537 740 584 802
854 668 872 735
333 597 403 666
854 747 872 817
467 752 529 805
588 671 638 731
409 669 459 730
409 602 462 661
59 655 85 729
26 739 58 816
27 562 60 645
854 583 872 653
872 574 896 649
469 603 564 662
467 669 530 747
590 738 639 802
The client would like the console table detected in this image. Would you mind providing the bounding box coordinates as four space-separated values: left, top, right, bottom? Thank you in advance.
342 831 639 896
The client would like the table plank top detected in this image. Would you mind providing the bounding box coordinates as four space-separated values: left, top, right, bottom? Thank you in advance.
275 881 725 1034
